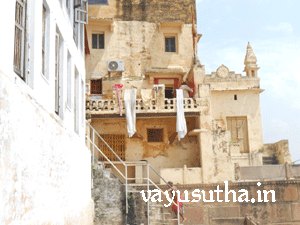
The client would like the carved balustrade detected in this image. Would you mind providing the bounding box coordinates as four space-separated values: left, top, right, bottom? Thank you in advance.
86 96 210 116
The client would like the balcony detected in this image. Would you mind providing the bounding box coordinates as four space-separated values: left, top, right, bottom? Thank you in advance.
86 96 210 116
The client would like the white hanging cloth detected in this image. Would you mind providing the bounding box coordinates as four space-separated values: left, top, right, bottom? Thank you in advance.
124 89 137 138
176 89 187 140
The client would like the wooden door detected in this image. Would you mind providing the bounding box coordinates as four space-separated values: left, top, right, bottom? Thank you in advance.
227 117 249 153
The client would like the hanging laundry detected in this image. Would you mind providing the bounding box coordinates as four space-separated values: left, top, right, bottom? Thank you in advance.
176 89 187 140
112 84 123 116
124 89 137 138
141 89 152 110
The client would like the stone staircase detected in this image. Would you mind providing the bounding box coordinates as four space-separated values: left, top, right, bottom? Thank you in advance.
92 163 124 225
93 164 258 225
127 185 181 225
93 163 180 225
210 215 257 225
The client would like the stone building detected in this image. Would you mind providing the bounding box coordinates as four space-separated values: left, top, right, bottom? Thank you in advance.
85 0 292 184
0 0 93 224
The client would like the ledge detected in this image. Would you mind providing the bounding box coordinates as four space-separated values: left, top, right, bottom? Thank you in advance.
188 129 209 136
91 112 200 119
211 88 264 93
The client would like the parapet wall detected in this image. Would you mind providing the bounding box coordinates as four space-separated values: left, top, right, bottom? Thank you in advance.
89 0 196 23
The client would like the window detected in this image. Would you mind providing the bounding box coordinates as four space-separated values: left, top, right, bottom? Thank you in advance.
66 0 70 15
74 0 88 24
73 0 87 55
92 34 104 49
74 67 79 134
234 94 237 100
147 129 164 142
55 27 63 118
42 5 46 76
67 51 72 108
42 4 50 78
98 134 125 161
14 0 27 79
165 37 176 52
81 79 85 125
90 79 102 94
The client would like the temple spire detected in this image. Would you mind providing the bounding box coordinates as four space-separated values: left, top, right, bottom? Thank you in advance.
244 42 259 77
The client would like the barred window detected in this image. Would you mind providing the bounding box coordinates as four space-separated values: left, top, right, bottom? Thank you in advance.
147 129 164 142
14 0 27 79
98 134 125 161
90 79 102 94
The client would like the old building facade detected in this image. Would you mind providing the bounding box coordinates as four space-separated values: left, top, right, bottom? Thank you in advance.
85 0 292 184
0 0 93 224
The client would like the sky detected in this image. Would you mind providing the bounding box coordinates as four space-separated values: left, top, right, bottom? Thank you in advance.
196 0 300 162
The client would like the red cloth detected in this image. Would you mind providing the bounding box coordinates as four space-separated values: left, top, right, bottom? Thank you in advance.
112 84 123 116
172 196 183 211
84 25 90 55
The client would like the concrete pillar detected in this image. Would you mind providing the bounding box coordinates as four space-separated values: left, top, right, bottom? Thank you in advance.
193 64 205 98
135 165 143 184
153 84 165 111
183 165 187 184
198 84 213 183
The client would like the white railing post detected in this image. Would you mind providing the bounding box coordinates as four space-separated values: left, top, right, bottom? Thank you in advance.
92 129 95 187
125 165 128 214
147 162 150 225
177 190 180 225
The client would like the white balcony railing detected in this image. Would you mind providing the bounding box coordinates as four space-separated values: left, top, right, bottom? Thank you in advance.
86 97 210 115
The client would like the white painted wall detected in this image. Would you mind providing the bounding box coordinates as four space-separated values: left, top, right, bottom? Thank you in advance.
0 0 93 224
0 0 86 138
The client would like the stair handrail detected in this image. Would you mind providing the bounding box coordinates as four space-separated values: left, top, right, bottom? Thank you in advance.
86 120 180 225
86 120 129 216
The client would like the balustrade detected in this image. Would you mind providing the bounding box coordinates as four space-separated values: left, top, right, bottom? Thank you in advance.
86 96 210 115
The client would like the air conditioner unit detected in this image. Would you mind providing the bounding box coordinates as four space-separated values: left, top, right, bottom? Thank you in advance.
107 60 125 72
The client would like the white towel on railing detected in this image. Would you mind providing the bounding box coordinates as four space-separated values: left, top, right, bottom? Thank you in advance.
124 89 137 138
176 89 187 141
141 89 152 110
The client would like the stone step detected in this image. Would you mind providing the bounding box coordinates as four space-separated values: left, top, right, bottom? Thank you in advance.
211 217 245 225
267 223 300 225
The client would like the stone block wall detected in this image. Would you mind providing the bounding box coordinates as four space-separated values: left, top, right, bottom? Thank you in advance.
147 180 300 225
92 163 124 225
89 0 196 23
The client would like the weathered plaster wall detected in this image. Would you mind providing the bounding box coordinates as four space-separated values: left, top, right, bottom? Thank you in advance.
263 140 292 164
210 90 264 153
88 0 195 23
160 166 202 184
86 21 194 81
0 71 93 225
91 117 200 183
